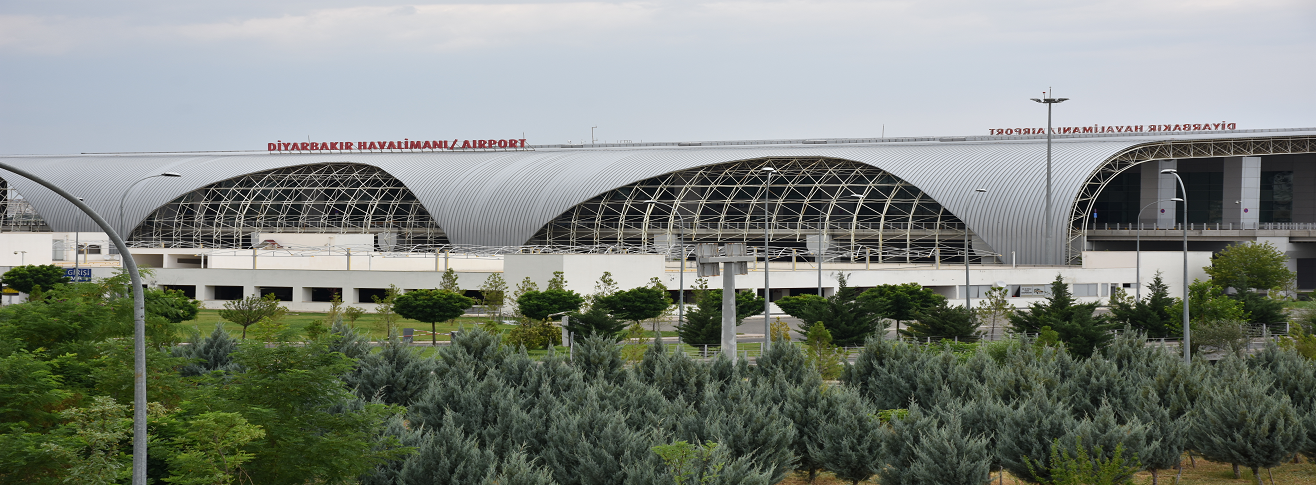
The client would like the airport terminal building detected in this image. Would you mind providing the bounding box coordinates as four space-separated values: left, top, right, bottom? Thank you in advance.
2 126 1315 310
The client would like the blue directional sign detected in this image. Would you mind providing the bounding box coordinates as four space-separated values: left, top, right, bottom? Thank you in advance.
65 268 92 283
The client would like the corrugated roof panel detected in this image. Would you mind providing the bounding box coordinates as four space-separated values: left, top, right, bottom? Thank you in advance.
4 130 1315 264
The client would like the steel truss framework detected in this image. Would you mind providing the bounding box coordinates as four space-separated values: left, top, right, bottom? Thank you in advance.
1068 135 1316 264
0 178 52 232
133 163 449 248
529 157 978 263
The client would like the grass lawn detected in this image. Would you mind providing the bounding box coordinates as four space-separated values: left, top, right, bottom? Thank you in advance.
778 455 1316 484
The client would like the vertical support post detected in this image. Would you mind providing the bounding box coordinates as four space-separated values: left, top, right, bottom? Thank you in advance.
722 263 738 363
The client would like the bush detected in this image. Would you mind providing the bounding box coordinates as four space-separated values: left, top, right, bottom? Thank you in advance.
504 320 562 350
0 264 69 294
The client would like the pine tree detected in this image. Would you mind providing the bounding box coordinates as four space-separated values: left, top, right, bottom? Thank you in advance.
798 273 887 347
903 300 979 340
345 333 437 406
1189 354 1304 485
546 271 567 291
173 323 242 376
1008 274 1113 357
398 412 497 485
564 305 627 341
809 387 885 485
904 411 994 485
1109 273 1180 338
440 267 461 293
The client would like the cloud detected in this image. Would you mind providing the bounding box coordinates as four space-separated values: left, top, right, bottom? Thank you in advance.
3 0 1309 57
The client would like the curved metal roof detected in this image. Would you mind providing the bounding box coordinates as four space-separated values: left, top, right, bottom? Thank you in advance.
5 129 1315 264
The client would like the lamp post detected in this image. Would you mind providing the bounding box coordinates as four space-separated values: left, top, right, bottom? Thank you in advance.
761 166 776 351
644 199 686 345
120 172 182 238
966 189 987 309
1160 168 1191 364
13 250 25 265
1134 196 1183 299
1031 92 1068 264
0 161 148 485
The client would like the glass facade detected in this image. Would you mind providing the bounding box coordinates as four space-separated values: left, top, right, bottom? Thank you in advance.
1177 172 1223 224
1089 171 1140 224
1260 171 1293 223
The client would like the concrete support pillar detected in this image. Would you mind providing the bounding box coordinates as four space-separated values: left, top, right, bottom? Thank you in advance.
1140 160 1178 228
1223 156 1261 228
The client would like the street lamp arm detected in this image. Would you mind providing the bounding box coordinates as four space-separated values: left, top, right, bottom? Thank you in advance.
0 161 148 485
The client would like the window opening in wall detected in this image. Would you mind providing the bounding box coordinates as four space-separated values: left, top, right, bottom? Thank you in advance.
1090 170 1141 224
1175 172 1223 224
259 287 293 302
310 287 343 302
358 288 389 303
212 286 243 300
161 285 197 299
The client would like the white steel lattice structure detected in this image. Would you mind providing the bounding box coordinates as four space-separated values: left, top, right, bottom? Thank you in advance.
131 163 448 248
529 157 972 263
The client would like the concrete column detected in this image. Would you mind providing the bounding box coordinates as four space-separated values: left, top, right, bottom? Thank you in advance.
1140 160 1177 228
1223 156 1261 228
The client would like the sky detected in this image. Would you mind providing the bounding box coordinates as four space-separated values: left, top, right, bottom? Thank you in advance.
1 0 1313 154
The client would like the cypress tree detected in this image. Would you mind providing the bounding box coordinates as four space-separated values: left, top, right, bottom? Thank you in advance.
326 318 371 360
877 403 942 485
1109 273 1180 338
634 339 709 402
841 336 922 410
904 411 994 485
930 393 1009 480
1062 402 1152 483
809 387 886 485
539 399 657 485
1189 354 1304 485
483 451 560 485
694 378 797 483
398 411 497 485
360 413 429 485
571 334 626 384
779 370 831 483
996 388 1077 483
345 333 437 406
753 337 814 386
1249 343 1316 457
173 323 241 376
435 326 508 380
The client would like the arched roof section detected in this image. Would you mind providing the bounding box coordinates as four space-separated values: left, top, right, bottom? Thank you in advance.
5 129 1315 264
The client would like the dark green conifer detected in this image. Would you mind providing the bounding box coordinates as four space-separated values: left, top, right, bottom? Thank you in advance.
840 336 921 409
482 451 560 485
1109 273 1179 338
903 300 979 340
360 413 429 485
1008 274 1113 357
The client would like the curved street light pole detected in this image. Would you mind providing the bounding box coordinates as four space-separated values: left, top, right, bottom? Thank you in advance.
120 172 181 237
1161 168 1191 364
0 161 148 485
1134 196 1183 300
644 200 686 346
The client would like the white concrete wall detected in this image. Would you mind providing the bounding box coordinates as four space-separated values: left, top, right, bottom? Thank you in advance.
503 254 665 295
251 232 375 249
0 233 54 266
